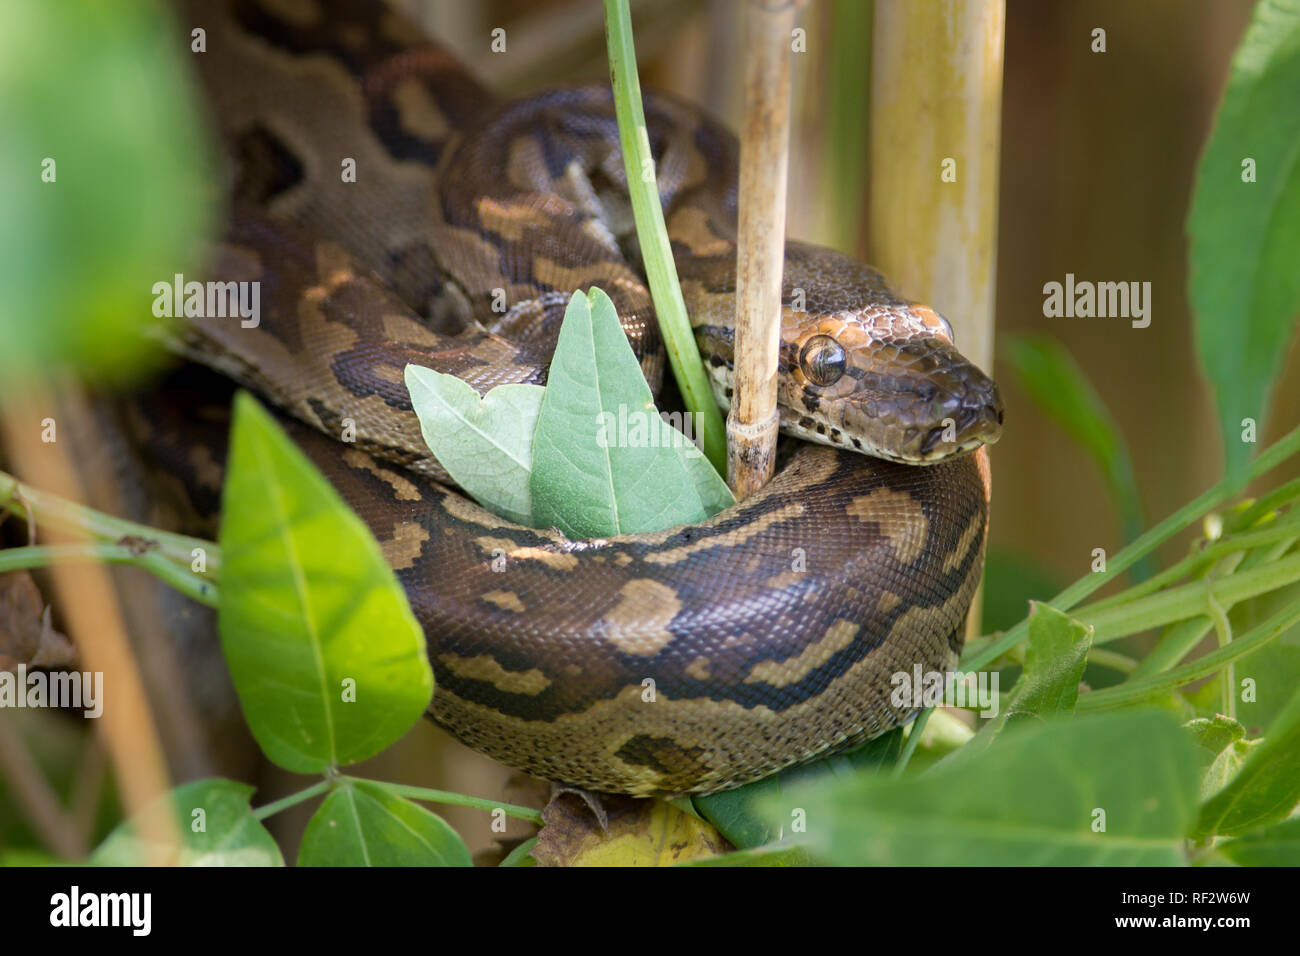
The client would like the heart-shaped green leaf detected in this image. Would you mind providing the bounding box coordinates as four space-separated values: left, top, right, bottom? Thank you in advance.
405 366 544 526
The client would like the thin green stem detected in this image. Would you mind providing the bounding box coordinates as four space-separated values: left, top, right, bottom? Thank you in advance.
362 779 544 824
0 469 219 577
603 0 727 475
1074 552 1300 643
1080 515 1300 615
1208 589 1234 718
253 779 332 821
1130 537 1296 679
961 423 1300 672
1086 647 1140 674
1075 598 1300 713
0 543 217 607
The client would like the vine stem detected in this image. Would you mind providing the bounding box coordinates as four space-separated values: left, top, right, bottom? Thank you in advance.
252 780 332 821
0 543 217 606
253 777 545 826
1080 516 1300 615
961 423 1300 672
364 780 544 824
602 0 728 475
1074 599 1300 712
1075 552 1300 643
0 468 219 577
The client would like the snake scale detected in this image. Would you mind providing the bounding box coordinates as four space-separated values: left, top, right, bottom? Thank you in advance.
172 0 1002 796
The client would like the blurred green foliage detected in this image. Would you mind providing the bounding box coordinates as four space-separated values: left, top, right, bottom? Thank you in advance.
1005 334 1150 579
1188 0 1300 483
0 0 214 388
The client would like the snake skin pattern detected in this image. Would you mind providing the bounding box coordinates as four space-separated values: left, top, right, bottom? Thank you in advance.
172 0 1002 795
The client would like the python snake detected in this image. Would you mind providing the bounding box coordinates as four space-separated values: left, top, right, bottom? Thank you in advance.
172 0 1002 796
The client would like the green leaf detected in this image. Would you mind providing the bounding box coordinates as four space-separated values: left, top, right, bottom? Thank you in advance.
1188 0 1300 483
91 779 282 867
1002 601 1093 724
298 779 471 867
1193 685 1300 838
1217 816 1300 865
1229 580 1300 733
684 844 814 866
694 728 904 849
0 0 214 388
762 711 1200 866
1184 715 1248 758
498 837 538 867
404 366 544 526
530 289 733 537
218 393 433 772
1004 336 1145 558
1200 737 1260 803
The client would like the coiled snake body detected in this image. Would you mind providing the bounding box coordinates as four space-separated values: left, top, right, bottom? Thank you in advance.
177 0 1002 795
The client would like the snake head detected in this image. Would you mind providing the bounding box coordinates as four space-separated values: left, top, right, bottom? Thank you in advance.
778 306 1004 464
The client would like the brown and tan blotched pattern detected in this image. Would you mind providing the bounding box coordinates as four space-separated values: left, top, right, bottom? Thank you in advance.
174 0 1002 795
298 424 988 795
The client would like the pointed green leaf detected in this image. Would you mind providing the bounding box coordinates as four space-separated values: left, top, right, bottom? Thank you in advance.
530 289 733 538
405 365 544 525
1005 601 1093 723
219 392 433 772
1188 0 1300 482
91 779 282 867
298 779 471 867
964 602 1092 755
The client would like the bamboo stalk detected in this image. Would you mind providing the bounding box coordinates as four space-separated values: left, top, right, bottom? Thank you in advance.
870 0 1005 638
728 0 798 499
1 389 180 864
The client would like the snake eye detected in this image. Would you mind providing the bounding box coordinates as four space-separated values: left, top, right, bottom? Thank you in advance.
799 335 847 387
